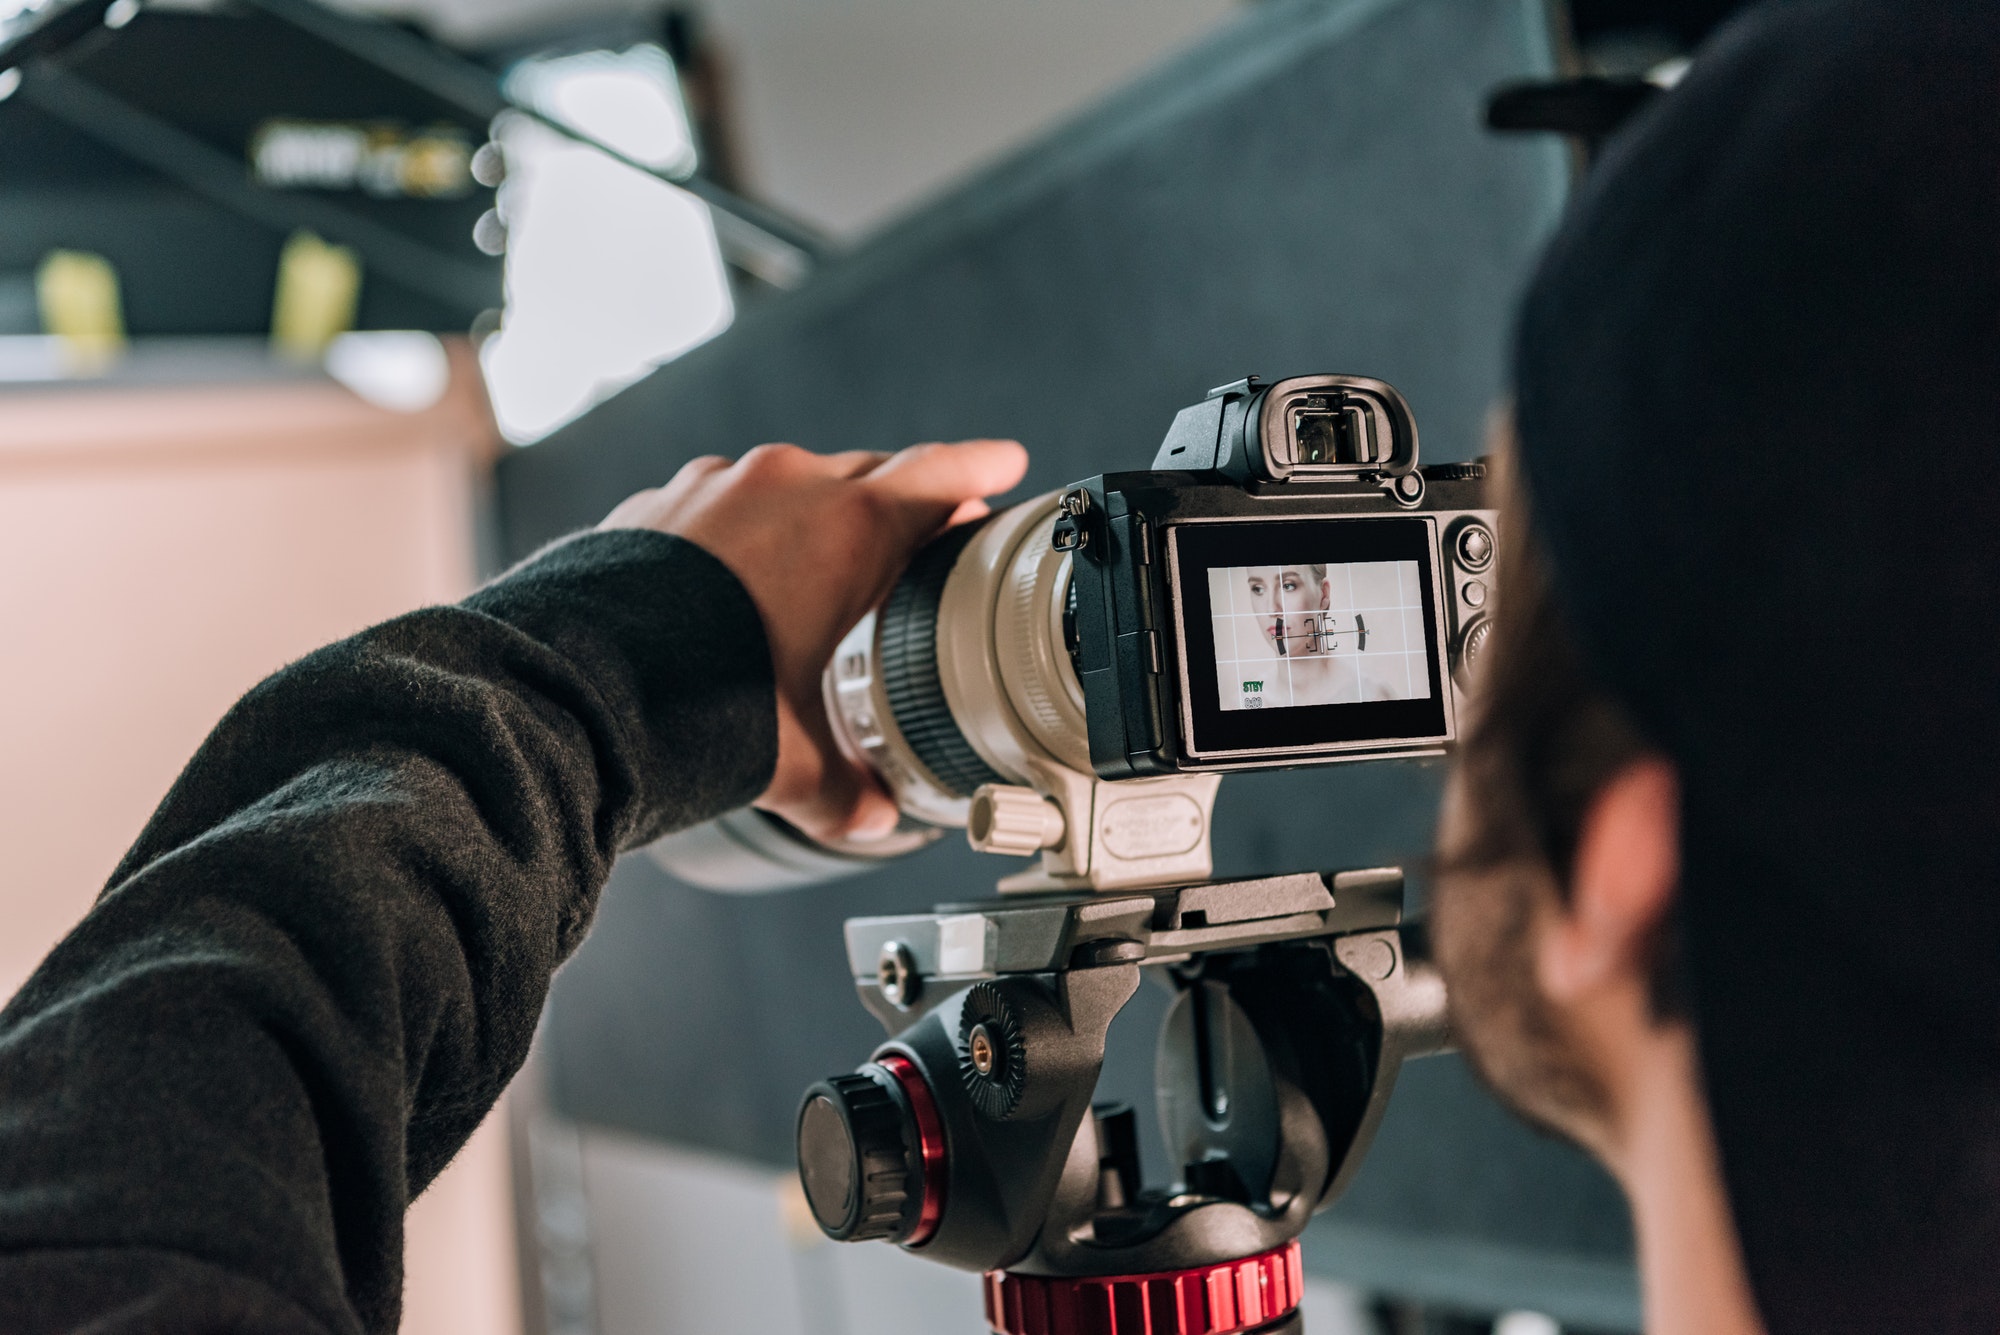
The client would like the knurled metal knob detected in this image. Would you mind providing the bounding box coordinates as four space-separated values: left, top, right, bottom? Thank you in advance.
796 1072 914 1242
966 784 1066 857
983 1241 1305 1335
958 982 1030 1121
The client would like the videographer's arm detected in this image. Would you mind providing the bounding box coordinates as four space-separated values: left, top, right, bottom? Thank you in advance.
0 440 1025 1335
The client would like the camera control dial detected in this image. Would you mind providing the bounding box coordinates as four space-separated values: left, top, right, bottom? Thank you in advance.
1455 616 1493 687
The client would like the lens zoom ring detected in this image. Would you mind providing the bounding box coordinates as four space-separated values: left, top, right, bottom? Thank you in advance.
878 522 1005 799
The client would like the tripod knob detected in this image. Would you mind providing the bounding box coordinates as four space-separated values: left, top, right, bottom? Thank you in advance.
797 1055 946 1245
967 784 1066 857
984 1240 1304 1335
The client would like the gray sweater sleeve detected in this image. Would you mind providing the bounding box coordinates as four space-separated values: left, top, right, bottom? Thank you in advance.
0 528 778 1334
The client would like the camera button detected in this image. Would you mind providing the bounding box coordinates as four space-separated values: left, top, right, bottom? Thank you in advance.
1145 630 1163 674
1455 522 1495 572
1462 579 1487 608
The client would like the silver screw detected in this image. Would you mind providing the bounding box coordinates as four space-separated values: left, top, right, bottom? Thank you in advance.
877 941 919 1009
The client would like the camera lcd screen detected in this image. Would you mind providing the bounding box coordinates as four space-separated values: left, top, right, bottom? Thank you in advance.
1170 518 1448 760
1206 560 1431 710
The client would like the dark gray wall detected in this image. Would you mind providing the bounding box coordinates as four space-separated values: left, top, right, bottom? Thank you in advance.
499 0 1639 1324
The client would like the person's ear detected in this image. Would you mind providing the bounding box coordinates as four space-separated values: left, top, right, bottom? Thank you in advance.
1537 756 1680 1006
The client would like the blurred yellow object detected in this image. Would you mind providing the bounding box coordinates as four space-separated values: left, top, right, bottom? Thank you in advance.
271 230 362 360
36 250 126 370
395 130 475 198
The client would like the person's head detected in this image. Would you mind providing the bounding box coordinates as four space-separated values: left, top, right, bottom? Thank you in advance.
1242 564 1329 655
1431 1 2000 1331
1431 446 1682 1167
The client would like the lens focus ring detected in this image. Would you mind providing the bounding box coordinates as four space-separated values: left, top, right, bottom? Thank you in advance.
877 522 1006 799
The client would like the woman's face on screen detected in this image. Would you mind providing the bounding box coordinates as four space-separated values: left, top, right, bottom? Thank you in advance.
1243 565 1330 656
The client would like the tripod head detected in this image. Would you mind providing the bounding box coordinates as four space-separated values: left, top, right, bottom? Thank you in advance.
796 867 1449 1334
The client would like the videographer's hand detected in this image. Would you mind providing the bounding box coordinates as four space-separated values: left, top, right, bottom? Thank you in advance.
599 439 1029 844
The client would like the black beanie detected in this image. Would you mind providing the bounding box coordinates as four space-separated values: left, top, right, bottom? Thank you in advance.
1512 1 2000 1331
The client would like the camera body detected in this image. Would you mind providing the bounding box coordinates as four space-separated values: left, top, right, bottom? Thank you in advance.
1059 375 1495 780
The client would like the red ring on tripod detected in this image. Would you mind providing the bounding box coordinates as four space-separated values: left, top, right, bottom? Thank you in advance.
876 1053 946 1246
982 1240 1303 1335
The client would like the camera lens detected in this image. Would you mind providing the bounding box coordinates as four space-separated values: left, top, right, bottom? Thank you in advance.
650 492 1089 891
840 492 1089 815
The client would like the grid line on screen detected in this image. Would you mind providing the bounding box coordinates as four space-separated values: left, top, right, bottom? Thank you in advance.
1209 560 1432 711
1396 560 1414 699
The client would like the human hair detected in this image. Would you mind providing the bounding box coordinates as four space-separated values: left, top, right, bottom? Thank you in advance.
1244 564 1327 582
1449 454 1689 1020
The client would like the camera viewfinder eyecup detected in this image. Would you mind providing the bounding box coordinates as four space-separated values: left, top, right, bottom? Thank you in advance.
1153 373 1417 483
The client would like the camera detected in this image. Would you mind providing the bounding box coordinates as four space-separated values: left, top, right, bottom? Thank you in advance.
651 373 1495 895
646 375 1477 1334
1058 373 1493 778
